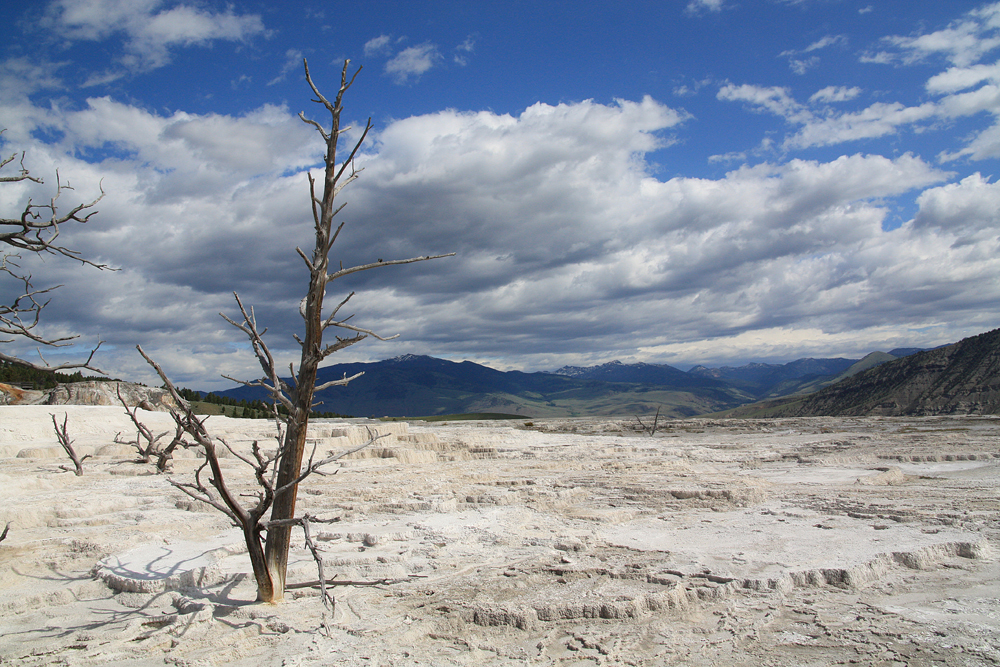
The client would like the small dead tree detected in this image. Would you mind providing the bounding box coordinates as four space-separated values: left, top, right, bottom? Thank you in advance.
131 363 388 611
52 412 89 475
114 384 170 463
1 132 111 372
0 522 9 545
140 59 452 603
635 405 662 436
109 383 191 472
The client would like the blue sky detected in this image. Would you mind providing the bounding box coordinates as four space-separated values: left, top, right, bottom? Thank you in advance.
2 0 999 389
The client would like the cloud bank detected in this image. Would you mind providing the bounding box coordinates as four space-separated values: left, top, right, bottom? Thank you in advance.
1 2 999 390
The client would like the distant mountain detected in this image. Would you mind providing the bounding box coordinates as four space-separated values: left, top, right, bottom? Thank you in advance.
218 354 749 419
553 360 723 387
688 357 858 398
724 328 1000 417
211 338 968 420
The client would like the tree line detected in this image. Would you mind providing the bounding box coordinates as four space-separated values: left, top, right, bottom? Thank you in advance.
175 386 352 420
0 360 108 389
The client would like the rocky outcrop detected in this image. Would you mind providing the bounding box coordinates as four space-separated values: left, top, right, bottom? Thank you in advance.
0 380 182 411
738 328 1000 417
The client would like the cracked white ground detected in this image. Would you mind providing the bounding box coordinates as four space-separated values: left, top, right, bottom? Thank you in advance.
1 406 998 666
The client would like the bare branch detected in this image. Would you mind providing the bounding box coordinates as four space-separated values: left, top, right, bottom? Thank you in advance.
115 384 168 462
273 428 388 498
51 412 89 475
314 370 365 393
326 252 455 284
635 406 662 436
218 293 295 413
300 514 334 609
156 422 188 473
2 134 112 372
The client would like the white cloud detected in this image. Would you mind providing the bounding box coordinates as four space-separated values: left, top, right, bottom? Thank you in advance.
267 49 304 86
779 34 846 74
364 34 392 57
789 101 939 148
880 2 1000 67
788 57 819 75
5 88 997 386
717 84 811 123
42 0 264 72
721 7 1000 158
809 86 862 103
808 36 842 52
454 36 475 66
913 173 1000 234
385 43 441 84
685 0 726 14
926 61 1000 93
6 3 1000 385
711 4 1000 155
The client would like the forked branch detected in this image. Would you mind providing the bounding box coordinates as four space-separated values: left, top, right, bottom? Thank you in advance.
114 384 169 463
2 131 113 372
52 412 89 475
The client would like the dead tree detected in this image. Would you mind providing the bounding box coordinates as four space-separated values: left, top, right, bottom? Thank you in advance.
136 349 389 608
1 133 111 372
635 406 662 436
114 383 169 463
140 59 452 603
52 412 89 475
154 423 188 473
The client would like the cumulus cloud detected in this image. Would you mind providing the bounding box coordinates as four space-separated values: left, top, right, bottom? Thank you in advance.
913 173 1000 235
42 0 264 72
5 3 1000 387
3 84 997 386
385 43 441 84
13 82 995 382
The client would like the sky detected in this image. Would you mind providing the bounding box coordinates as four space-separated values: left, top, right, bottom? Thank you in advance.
1 0 999 390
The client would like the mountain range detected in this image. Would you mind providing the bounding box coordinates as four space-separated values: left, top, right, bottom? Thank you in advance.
213 339 959 418
724 328 1000 418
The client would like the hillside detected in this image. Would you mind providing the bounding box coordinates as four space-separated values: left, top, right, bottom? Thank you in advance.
726 328 1000 417
219 354 751 418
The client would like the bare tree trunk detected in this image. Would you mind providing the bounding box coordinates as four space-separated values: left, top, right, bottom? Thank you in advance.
261 60 369 602
265 418 308 597
139 60 451 605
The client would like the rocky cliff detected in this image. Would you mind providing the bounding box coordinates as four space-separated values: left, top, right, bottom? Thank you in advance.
773 327 1000 416
0 380 181 412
